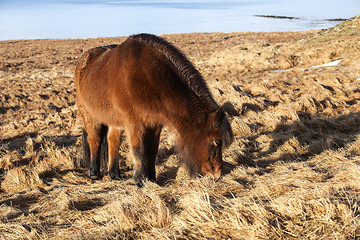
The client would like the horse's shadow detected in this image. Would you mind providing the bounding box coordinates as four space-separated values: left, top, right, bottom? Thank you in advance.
0 133 81 182
0 133 80 151
236 111 360 171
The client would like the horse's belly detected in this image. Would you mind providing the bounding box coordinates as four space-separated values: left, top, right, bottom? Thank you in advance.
96 106 126 127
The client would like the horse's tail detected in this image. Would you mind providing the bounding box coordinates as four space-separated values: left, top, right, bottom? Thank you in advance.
80 128 90 169
79 125 109 174
99 125 109 174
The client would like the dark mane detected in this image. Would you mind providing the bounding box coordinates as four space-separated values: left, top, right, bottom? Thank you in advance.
129 33 218 110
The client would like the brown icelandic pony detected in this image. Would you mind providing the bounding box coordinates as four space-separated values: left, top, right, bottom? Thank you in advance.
75 33 233 184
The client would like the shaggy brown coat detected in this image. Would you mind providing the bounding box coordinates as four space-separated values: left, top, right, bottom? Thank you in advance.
74 34 233 183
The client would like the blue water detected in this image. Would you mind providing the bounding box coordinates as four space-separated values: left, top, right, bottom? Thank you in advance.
0 0 359 40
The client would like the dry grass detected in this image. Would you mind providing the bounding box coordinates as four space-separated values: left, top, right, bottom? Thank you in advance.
1 16 360 239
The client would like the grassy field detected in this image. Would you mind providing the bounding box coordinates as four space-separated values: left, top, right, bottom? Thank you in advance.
1 16 360 239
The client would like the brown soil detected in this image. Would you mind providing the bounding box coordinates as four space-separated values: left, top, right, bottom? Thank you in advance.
1 16 360 239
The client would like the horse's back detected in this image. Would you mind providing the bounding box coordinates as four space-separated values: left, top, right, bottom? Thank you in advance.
76 39 157 88
75 38 182 127
75 44 121 83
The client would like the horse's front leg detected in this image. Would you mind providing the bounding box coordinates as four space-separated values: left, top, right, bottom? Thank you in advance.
130 142 146 186
143 126 162 182
107 127 124 179
127 124 147 185
128 125 162 185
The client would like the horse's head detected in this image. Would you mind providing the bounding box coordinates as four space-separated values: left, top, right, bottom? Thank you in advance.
182 107 234 180
199 135 223 180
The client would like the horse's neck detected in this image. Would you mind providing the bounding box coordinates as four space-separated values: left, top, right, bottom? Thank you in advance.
167 93 208 137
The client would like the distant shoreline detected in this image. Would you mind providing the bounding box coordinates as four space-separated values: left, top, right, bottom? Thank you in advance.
254 15 348 22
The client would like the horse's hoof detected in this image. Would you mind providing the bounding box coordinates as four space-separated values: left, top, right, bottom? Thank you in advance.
136 180 145 187
109 167 121 180
90 174 100 180
133 176 146 187
110 173 121 180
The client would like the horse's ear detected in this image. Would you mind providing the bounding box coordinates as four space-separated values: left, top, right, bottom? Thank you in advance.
209 107 225 129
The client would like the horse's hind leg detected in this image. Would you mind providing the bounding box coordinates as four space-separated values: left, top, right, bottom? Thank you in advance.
88 124 108 180
107 127 124 180
78 106 106 180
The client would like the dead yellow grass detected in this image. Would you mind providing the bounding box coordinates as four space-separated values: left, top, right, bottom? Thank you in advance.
1 16 360 239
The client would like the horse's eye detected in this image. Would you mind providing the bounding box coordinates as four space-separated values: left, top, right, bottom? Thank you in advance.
209 140 222 160
214 140 222 147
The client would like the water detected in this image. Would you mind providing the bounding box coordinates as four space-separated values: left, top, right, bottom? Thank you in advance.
0 0 359 40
